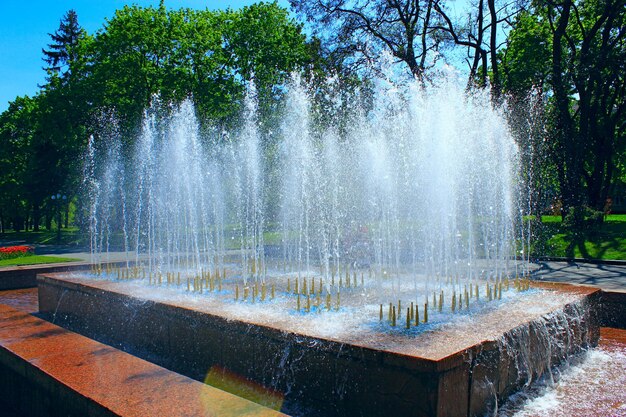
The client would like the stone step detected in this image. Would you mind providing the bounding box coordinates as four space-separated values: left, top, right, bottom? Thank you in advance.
0 303 287 417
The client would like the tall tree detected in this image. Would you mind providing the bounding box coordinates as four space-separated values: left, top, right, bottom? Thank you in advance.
0 97 38 231
76 4 180 126
42 9 84 78
289 0 447 81
76 3 317 127
37 10 89 231
224 2 314 115
501 0 626 220
432 0 523 95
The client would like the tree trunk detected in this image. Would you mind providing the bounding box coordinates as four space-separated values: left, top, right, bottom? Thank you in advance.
33 204 41 232
550 0 583 220
13 216 23 232
487 0 501 100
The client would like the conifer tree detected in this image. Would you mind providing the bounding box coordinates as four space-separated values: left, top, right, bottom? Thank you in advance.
42 9 83 75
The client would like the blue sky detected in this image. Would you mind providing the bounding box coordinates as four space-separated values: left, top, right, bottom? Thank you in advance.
0 0 290 113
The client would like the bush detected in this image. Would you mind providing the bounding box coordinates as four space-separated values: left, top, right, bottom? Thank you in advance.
562 206 604 231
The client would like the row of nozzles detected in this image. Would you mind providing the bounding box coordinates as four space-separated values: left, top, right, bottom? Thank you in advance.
381 276 533 328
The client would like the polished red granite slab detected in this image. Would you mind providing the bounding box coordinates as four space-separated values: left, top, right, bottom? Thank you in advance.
0 288 38 313
0 302 287 417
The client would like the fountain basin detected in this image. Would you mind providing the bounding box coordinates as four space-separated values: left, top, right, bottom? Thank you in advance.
37 274 600 417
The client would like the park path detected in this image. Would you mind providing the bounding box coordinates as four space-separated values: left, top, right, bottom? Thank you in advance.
530 260 626 291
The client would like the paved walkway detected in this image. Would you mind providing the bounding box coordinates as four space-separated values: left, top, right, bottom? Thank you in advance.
530 260 626 291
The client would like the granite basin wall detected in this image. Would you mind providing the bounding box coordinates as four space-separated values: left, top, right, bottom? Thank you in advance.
597 290 626 329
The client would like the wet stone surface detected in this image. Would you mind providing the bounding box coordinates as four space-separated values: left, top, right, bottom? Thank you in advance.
0 291 287 417
0 288 38 313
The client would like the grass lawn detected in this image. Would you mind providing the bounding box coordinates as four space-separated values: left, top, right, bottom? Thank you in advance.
532 214 626 260
0 255 83 267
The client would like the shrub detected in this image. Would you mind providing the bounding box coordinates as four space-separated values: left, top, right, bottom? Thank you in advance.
562 206 604 231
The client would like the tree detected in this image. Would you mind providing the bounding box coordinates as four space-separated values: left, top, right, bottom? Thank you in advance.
1 4 323 232
37 10 89 232
224 3 313 112
289 0 526 94
36 76 89 230
0 92 81 233
500 11 552 95
501 0 626 221
169 9 238 120
432 0 523 96
289 0 448 81
74 4 178 128
42 9 84 79
75 3 317 128
0 97 38 231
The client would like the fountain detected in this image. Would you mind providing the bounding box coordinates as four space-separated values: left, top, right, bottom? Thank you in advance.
37 74 600 416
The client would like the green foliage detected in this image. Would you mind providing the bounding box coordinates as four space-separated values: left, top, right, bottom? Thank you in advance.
501 0 626 218
75 2 316 126
0 96 38 230
77 5 188 124
226 3 312 114
0 11 88 233
562 206 604 230
42 9 85 77
500 11 552 94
